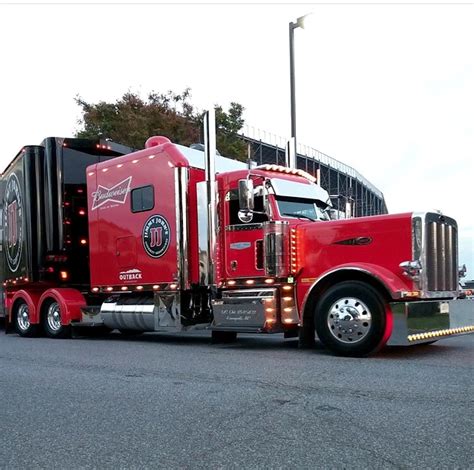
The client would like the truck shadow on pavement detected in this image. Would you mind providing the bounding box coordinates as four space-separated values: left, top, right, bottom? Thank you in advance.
85 330 466 359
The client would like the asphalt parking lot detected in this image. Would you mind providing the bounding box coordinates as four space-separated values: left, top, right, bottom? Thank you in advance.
0 329 472 469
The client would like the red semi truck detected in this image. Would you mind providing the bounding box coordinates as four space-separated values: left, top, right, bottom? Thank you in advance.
2 112 473 356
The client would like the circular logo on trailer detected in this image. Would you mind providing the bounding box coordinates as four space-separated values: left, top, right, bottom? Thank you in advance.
142 215 171 258
3 173 23 272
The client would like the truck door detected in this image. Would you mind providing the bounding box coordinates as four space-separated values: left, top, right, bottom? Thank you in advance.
224 187 268 279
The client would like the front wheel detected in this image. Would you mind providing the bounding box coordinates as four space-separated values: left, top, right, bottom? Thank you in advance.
314 281 388 357
43 301 71 338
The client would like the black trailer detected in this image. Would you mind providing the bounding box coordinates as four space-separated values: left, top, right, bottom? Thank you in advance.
0 137 134 319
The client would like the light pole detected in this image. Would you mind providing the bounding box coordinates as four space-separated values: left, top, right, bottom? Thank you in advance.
288 14 309 168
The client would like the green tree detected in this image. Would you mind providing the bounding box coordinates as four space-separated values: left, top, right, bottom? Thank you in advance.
75 89 247 161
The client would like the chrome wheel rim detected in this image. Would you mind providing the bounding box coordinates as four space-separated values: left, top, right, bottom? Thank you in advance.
327 297 372 344
47 302 62 332
17 304 30 331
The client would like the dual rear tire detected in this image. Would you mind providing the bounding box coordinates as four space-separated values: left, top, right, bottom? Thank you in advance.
14 299 70 338
14 301 39 338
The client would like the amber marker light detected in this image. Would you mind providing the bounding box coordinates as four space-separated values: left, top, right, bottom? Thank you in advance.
80 239 87 245
264 279 275 284
245 279 255 285
60 271 69 280
282 285 293 291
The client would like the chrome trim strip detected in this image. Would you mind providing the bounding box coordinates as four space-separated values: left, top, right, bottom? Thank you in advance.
175 167 190 290
221 288 276 299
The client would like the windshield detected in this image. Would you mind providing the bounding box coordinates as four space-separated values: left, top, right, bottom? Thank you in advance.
276 196 330 221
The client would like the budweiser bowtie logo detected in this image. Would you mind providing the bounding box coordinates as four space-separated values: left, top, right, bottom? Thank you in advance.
91 176 132 210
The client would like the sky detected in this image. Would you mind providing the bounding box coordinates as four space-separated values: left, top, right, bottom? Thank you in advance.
0 2 473 277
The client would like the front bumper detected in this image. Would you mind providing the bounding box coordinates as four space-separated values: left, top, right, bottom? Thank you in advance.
387 299 474 346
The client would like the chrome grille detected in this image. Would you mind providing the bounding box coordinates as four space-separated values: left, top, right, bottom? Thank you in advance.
425 215 457 292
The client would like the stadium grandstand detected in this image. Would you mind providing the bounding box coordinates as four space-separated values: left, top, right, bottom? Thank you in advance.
239 125 388 219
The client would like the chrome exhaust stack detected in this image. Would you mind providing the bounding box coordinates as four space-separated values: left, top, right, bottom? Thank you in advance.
285 137 297 169
203 109 218 286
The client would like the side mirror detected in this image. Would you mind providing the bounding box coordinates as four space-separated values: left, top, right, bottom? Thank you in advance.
238 179 254 211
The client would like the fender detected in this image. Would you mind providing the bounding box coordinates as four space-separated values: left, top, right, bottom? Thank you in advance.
38 288 86 326
300 262 411 317
10 290 43 324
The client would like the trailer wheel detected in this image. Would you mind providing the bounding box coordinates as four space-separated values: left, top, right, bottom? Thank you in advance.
14 301 39 337
314 281 387 357
43 300 71 339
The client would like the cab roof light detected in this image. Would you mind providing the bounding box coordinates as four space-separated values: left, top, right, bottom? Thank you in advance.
256 164 317 183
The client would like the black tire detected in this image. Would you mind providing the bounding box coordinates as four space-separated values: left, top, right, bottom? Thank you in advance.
14 300 40 338
314 281 387 357
42 300 71 339
119 329 144 336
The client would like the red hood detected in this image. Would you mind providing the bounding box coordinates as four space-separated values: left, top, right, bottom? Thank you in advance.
296 212 414 288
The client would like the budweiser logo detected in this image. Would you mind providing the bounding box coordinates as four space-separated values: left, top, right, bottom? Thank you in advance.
91 176 132 210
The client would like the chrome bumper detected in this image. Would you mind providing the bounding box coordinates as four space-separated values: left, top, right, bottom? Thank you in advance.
388 299 474 346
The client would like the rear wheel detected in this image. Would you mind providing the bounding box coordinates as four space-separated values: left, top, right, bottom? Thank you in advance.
43 301 71 338
314 281 387 357
14 301 39 337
